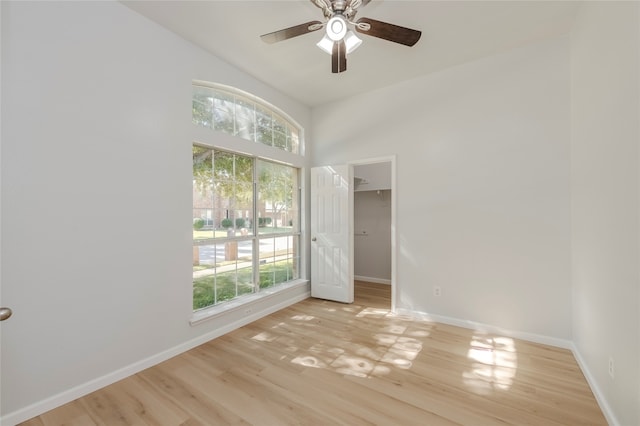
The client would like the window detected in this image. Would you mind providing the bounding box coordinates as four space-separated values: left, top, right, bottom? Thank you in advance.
193 84 301 155
192 83 303 313
192 148 301 311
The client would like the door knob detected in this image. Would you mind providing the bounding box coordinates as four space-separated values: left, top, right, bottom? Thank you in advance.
312 237 317 241
0 307 12 321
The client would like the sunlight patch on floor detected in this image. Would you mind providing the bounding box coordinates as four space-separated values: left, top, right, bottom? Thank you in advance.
380 324 407 334
290 314 316 321
356 307 391 319
332 354 375 377
251 331 277 342
283 306 433 378
291 355 328 368
463 334 517 394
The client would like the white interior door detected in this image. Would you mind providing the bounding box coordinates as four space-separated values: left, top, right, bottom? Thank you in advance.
311 165 353 303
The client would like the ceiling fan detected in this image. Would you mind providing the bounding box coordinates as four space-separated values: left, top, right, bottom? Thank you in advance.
260 0 421 73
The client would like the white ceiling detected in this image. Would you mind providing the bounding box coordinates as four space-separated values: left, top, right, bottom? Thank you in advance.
122 0 580 107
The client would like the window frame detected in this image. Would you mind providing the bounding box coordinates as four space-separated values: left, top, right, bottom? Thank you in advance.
190 81 307 326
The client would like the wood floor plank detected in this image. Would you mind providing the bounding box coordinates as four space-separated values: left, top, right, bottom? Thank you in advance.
20 401 97 426
137 361 249 425
20 282 607 425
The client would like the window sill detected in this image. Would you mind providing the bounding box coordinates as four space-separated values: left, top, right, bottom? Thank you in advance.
189 279 309 326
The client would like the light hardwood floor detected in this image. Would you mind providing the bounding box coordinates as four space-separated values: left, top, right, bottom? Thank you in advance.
22 281 606 425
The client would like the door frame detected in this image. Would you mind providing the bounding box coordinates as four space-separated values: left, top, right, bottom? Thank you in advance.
349 156 397 311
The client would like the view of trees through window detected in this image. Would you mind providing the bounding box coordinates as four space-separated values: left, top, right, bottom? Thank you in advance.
192 146 300 310
193 85 301 155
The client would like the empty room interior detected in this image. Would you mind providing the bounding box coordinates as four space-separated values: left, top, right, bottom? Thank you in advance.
1 1 639 425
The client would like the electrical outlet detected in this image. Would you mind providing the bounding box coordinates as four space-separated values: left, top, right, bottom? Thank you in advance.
433 286 442 297
244 308 253 315
608 357 615 379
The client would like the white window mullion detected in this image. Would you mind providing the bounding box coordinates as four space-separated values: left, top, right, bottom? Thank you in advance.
252 161 259 293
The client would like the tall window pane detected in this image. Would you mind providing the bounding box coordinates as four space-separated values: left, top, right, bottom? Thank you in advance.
193 147 256 311
257 159 300 289
193 147 300 311
257 160 298 235
193 146 214 240
212 151 254 235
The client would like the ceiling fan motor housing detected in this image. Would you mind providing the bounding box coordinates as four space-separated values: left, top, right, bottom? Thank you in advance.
332 1 348 13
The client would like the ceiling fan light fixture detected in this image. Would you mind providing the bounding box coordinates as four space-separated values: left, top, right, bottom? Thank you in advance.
316 34 334 54
317 30 361 55
326 15 347 41
344 30 362 54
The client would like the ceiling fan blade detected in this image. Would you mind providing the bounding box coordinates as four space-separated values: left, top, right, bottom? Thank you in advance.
355 17 421 46
332 40 347 73
260 20 323 44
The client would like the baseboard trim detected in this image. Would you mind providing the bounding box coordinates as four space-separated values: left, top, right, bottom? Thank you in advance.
394 308 572 349
354 275 391 285
570 344 619 426
1 288 310 426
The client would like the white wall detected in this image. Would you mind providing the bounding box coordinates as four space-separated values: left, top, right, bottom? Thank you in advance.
354 162 391 192
354 190 391 283
0 1 311 422
312 37 572 340
570 2 640 425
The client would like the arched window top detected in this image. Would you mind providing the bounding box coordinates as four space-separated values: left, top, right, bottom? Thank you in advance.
192 81 303 155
